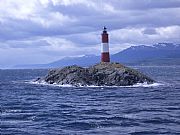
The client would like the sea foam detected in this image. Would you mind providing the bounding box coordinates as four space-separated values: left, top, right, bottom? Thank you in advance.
29 80 163 88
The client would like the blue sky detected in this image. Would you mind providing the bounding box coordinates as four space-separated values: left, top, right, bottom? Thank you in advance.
0 0 180 68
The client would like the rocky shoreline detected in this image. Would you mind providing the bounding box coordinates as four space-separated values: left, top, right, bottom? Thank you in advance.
36 62 155 87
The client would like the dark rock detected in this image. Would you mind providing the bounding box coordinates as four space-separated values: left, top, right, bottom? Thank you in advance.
36 62 155 86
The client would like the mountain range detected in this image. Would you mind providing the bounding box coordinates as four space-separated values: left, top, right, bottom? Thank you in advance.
14 43 180 69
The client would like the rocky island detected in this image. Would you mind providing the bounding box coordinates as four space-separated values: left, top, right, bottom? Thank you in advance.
36 62 154 87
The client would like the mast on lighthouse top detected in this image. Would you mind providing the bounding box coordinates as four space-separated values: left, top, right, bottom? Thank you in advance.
103 26 107 33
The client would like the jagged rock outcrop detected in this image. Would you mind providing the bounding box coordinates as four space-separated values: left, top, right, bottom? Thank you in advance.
36 62 154 86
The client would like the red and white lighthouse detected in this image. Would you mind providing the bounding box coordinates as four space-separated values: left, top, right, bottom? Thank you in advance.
101 26 110 62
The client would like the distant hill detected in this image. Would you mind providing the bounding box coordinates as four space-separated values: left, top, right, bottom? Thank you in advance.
111 43 180 64
49 55 99 67
14 43 180 69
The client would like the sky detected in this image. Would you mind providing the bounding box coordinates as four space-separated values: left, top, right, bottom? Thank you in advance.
0 0 180 68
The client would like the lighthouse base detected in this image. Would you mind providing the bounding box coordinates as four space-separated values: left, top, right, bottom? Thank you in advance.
101 52 110 62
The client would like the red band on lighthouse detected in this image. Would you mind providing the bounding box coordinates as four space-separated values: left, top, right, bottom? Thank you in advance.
101 27 110 62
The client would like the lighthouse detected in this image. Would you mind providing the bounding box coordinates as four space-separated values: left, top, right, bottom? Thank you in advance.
101 26 110 62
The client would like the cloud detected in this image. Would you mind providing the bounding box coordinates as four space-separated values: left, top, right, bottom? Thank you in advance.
38 37 101 56
143 28 157 35
1 0 180 39
110 25 180 45
0 0 180 67
1 39 50 49
109 0 180 10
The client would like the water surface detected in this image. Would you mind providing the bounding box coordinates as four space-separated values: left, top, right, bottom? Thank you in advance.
1 66 180 135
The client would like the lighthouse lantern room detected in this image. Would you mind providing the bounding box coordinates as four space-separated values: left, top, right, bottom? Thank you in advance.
101 27 110 62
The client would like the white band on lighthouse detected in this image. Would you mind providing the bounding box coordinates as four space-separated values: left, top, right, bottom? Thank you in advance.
101 43 109 53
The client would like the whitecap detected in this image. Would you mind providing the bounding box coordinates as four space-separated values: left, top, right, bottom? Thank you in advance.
29 80 75 87
29 80 164 88
127 82 164 88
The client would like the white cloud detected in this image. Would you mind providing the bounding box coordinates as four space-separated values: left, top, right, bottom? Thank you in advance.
0 0 37 20
51 0 92 6
110 26 180 45
157 26 180 38
0 0 76 28
30 12 76 28
41 37 100 56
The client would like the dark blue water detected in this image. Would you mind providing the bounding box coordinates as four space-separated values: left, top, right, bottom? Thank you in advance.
1 66 180 135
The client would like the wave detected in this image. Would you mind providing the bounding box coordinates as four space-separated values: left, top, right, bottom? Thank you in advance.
29 80 164 88
29 80 74 87
128 82 164 88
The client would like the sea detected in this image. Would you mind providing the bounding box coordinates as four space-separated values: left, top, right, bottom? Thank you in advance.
1 66 180 135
